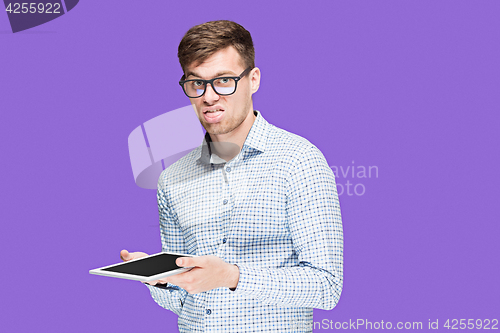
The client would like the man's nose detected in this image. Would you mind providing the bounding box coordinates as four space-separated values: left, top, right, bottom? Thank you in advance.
203 83 220 104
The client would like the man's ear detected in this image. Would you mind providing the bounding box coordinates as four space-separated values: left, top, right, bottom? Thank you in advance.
250 67 261 94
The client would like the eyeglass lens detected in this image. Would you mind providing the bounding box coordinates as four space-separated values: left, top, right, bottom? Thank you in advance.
185 78 236 97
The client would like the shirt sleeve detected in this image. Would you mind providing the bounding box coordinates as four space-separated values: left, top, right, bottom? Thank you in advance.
145 179 188 316
231 145 344 310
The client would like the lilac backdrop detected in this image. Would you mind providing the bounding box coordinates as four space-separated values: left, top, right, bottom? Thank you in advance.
1 1 499 332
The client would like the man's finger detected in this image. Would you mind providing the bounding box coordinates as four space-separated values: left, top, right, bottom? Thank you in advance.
145 278 169 286
120 249 130 261
176 256 200 267
121 250 148 262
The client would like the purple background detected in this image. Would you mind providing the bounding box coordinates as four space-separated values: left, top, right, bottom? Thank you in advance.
1 1 499 332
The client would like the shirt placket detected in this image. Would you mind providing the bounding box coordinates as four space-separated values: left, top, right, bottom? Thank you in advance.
204 161 233 332
218 162 233 256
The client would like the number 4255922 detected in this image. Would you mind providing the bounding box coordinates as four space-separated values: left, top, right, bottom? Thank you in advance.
5 3 62 14
444 319 498 330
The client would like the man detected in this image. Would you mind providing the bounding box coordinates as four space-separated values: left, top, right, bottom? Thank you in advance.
121 20 343 332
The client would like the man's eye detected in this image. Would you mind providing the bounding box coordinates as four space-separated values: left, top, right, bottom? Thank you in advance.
193 80 204 87
219 78 230 84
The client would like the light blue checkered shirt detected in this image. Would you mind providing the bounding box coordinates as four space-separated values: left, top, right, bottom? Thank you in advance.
147 110 343 332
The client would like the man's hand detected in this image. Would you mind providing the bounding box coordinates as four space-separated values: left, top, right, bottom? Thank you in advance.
119 251 239 293
164 255 240 294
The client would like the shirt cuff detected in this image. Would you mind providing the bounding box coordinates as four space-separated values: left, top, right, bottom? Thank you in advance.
229 264 267 297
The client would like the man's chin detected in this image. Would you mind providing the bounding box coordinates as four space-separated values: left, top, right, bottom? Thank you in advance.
202 122 226 135
206 127 230 136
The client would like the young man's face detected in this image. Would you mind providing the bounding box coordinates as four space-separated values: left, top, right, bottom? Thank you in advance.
184 46 260 138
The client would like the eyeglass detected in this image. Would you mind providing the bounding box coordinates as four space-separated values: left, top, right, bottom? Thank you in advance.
179 67 252 98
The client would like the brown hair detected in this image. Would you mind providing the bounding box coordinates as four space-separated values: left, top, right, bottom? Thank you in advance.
178 20 255 74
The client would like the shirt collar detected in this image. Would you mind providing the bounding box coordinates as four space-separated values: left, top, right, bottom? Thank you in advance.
197 110 268 166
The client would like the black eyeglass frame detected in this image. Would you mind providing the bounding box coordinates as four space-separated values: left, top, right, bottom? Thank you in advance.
179 67 253 98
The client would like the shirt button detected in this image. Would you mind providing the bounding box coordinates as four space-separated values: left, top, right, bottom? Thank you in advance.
206 309 211 315
222 238 227 244
223 199 228 205
226 167 231 172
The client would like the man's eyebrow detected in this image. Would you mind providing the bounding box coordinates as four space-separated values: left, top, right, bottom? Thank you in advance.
185 70 238 79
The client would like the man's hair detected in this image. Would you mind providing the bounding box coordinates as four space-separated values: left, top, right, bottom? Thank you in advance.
178 20 255 74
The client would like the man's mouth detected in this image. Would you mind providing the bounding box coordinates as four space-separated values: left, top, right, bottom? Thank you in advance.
204 109 224 114
202 108 225 123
